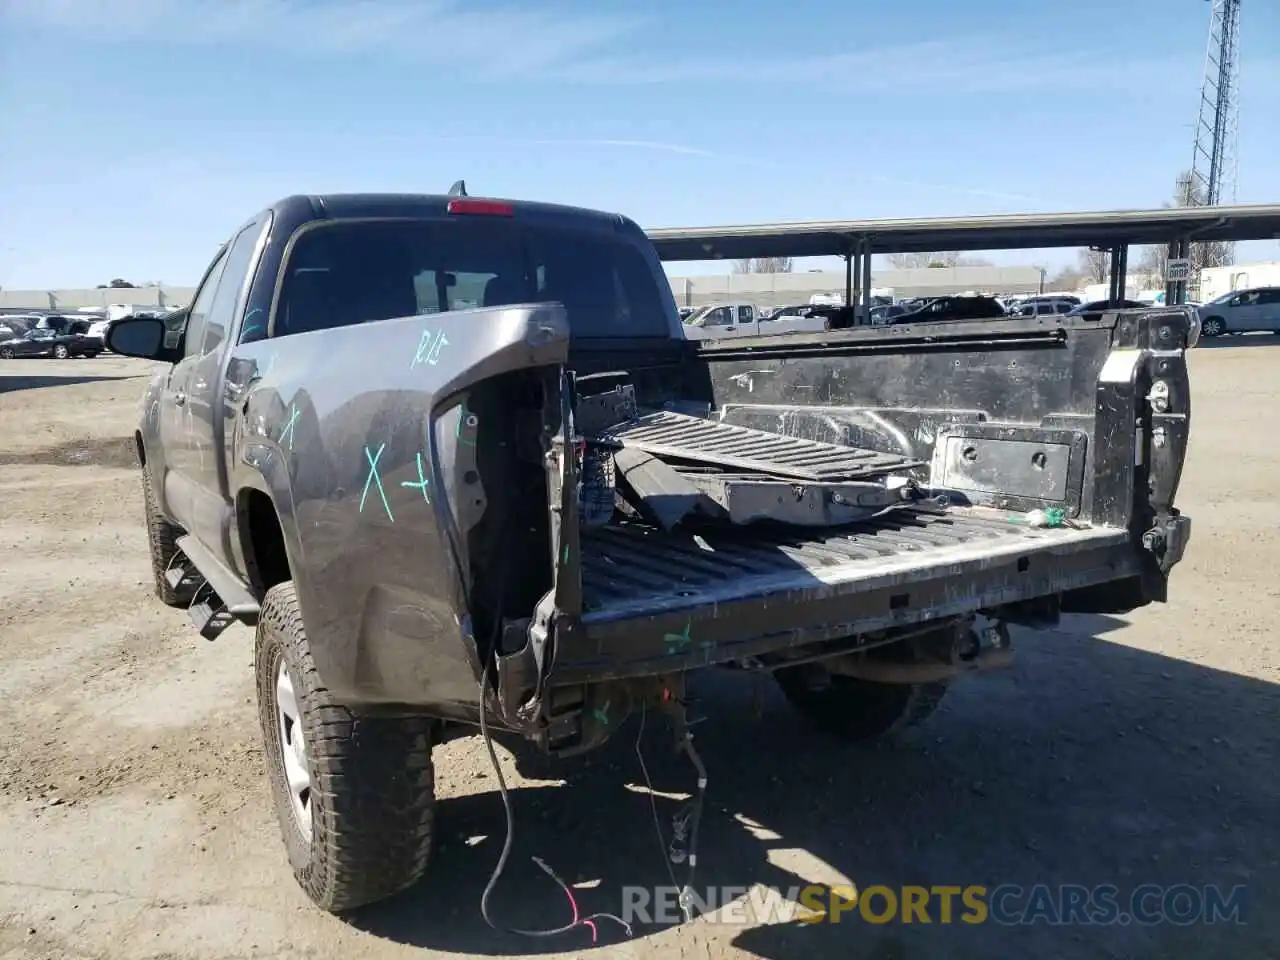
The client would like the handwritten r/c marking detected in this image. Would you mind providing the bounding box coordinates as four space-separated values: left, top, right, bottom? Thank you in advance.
410 329 449 370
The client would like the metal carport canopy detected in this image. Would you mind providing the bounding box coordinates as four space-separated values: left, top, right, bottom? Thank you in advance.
645 203 1280 260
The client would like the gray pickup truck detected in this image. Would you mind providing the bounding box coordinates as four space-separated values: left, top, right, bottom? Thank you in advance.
107 191 1194 918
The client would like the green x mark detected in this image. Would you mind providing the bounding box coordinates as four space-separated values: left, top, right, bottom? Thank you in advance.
664 619 693 653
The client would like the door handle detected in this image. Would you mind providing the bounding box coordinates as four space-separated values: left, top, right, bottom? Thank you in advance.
174 392 187 406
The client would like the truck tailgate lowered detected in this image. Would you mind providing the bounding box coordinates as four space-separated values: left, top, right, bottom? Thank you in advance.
550 506 1136 682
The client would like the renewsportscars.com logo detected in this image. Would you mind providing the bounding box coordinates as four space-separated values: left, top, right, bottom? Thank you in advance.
619 883 1249 927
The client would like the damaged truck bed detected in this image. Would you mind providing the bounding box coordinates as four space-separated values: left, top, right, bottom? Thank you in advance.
503 305 1193 752
519 378 1155 699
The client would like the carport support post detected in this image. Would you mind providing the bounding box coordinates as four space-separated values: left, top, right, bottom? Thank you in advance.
1108 245 1129 301
843 251 853 312
860 238 872 324
1165 238 1189 305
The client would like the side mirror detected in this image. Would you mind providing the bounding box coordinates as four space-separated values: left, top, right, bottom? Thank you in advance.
106 316 171 360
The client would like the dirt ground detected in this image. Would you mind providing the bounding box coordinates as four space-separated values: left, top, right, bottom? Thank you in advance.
0 342 1276 960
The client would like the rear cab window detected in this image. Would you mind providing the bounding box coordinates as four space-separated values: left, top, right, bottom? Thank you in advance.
272 215 674 340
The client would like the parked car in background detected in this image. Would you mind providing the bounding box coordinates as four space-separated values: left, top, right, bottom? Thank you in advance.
887 295 1007 325
1010 294 1081 315
1010 298 1076 318
1064 299 1151 321
683 300 829 339
869 303 911 325
0 326 103 359
683 301 760 326
1195 287 1280 337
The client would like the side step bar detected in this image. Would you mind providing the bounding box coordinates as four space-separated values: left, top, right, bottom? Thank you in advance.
169 535 260 639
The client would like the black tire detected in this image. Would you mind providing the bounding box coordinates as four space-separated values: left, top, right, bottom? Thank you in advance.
141 467 188 606
1200 316 1225 338
0 346 14 359
774 639 950 743
54 344 69 359
255 582 438 913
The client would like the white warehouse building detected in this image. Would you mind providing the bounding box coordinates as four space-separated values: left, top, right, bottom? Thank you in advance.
0 265 1045 314
666 266 1047 307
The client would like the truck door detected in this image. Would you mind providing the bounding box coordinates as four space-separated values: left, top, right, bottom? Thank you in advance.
176 215 269 554
159 247 228 532
1255 288 1280 331
1226 290 1262 331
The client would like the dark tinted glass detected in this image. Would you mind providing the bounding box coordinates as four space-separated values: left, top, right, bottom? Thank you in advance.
203 219 265 353
276 218 672 339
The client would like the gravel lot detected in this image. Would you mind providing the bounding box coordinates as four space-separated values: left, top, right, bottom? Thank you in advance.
0 344 1276 960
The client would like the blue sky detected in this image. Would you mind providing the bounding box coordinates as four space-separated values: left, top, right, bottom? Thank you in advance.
1 0 1278 289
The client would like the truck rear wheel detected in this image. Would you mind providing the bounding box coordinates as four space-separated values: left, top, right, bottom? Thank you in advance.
774 641 949 742
255 581 438 913
141 467 188 606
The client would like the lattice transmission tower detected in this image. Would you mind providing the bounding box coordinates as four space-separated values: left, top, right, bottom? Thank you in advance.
1186 0 1242 267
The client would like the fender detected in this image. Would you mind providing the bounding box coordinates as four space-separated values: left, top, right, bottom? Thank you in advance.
229 398 312 610
137 373 175 518
232 446 304 569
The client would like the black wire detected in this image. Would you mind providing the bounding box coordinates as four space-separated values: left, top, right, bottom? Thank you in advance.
474 458 631 941
476 659 580 937
477 662 632 940
633 702 708 921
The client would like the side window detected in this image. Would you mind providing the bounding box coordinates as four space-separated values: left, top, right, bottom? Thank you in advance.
737 305 753 323
1257 289 1280 305
202 219 265 354
183 250 229 358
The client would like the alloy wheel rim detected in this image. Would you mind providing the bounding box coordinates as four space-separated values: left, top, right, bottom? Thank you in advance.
275 659 313 840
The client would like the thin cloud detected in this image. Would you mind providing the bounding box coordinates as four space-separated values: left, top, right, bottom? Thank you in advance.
559 45 1198 97
0 0 642 76
420 136 1046 203
0 1 1212 96
860 174 1046 205
422 136 721 158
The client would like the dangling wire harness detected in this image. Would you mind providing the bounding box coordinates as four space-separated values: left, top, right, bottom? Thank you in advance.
633 699 709 923
476 658 632 944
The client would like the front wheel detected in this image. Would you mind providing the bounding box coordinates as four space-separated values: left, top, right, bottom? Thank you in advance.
255 582 439 913
53 344 69 359
141 467 188 606
0 346 14 359
1200 316 1225 338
